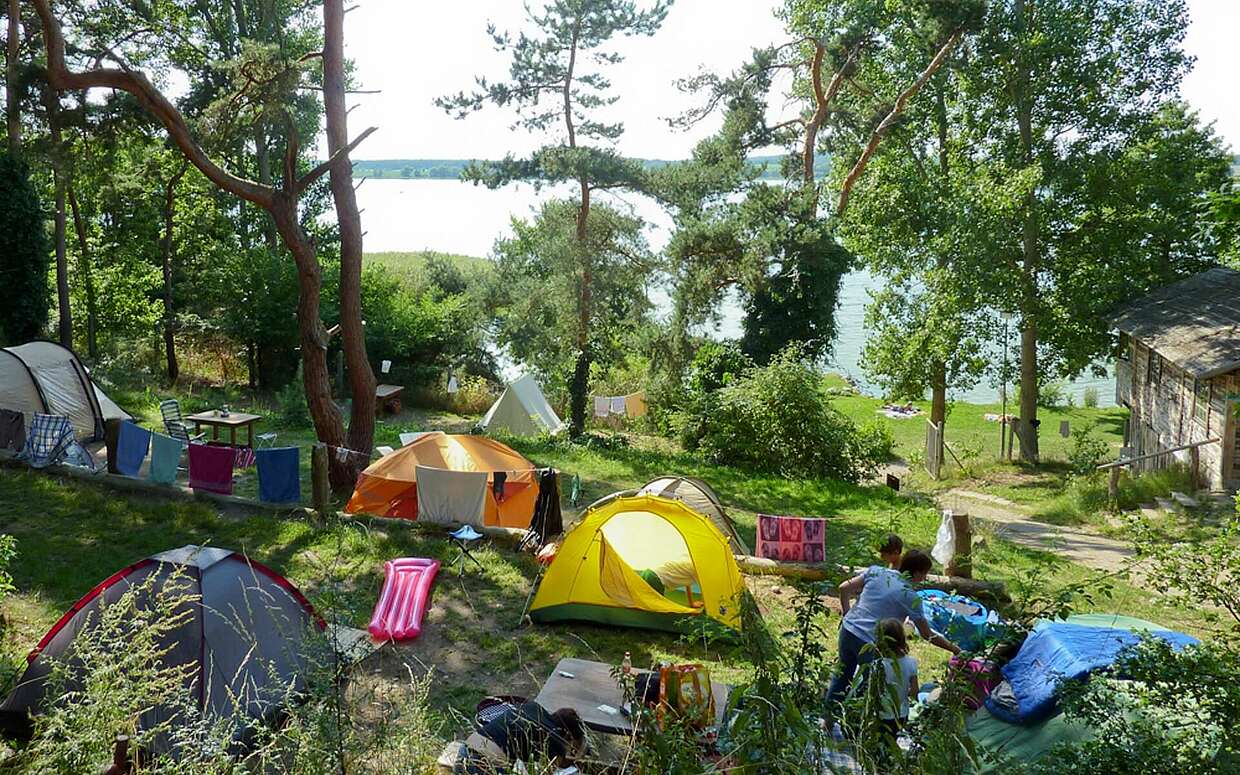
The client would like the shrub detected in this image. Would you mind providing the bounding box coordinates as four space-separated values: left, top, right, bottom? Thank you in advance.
276 364 310 427
1068 423 1110 475
1082 386 1100 408
674 341 754 451
694 345 891 483
0 152 51 343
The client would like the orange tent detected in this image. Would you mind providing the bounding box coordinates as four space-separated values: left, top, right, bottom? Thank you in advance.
344 432 539 528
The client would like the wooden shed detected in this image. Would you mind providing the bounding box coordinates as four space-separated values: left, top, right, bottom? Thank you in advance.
1112 267 1240 492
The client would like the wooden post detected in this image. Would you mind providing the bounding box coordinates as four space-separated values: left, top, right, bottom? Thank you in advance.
101 734 131 775
1189 445 1200 491
311 443 332 519
946 512 972 579
1108 466 1121 509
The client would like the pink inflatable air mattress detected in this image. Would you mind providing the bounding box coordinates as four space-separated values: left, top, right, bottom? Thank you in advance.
368 557 441 641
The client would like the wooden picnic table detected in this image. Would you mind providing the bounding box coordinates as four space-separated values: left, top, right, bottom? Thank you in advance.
534 657 730 736
375 383 405 415
186 410 263 448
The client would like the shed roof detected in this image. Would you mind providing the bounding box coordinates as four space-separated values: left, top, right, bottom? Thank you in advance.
1112 267 1240 379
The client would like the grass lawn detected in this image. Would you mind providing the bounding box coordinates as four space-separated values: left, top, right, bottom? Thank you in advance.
0 407 1215 738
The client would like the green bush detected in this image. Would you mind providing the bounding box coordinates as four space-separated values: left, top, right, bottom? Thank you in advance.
1068 423 1110 475
1082 386 1100 408
693 345 893 483
674 341 754 451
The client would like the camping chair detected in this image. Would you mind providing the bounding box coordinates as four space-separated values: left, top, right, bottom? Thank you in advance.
448 525 485 577
159 399 205 444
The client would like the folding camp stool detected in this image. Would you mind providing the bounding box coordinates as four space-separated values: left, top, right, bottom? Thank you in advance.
256 432 278 448
449 525 485 577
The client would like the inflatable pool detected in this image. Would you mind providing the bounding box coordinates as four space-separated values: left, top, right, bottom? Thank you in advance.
369 557 441 641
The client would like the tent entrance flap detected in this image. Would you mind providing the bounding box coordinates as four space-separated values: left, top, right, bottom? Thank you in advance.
598 532 697 615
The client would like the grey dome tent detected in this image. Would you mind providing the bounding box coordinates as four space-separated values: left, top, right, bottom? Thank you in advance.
0 340 129 441
638 476 750 555
479 375 565 436
0 545 325 752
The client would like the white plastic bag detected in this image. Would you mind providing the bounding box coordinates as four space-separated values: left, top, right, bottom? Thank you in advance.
932 509 956 567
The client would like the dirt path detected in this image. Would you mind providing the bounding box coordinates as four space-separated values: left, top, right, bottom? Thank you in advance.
941 489 1136 574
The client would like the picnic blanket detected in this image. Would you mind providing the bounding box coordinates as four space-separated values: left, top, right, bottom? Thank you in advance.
116 421 151 478
148 432 185 485
756 514 826 563
188 443 235 495
0 409 24 451
985 621 1199 724
18 413 89 470
256 447 300 503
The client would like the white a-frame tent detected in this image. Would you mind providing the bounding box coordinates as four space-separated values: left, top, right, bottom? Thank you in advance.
0 341 130 441
479 375 565 436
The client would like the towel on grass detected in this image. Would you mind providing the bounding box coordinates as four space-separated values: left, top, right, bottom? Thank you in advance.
116 421 151 478
257 447 300 503
148 432 185 485
757 514 827 563
188 443 235 495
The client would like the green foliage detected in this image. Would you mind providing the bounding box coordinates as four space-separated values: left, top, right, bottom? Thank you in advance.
1068 423 1110 476
0 152 51 343
1082 387 1100 408
276 364 310 427
491 198 654 392
1026 639 1240 775
359 264 483 386
674 341 754 450
693 345 893 483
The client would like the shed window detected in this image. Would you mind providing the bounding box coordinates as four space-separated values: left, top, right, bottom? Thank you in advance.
1194 380 1210 426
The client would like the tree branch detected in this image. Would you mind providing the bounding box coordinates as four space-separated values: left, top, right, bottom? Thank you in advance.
30 0 274 209
296 125 377 194
836 28 964 216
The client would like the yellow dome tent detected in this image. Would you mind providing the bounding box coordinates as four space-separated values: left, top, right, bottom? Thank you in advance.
530 494 745 633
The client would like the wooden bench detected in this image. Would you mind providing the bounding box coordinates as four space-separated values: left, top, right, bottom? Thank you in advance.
375 384 405 415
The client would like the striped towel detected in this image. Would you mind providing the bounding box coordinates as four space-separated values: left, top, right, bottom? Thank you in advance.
757 514 827 563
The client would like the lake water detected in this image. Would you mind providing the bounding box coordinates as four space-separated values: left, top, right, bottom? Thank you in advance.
355 178 1115 406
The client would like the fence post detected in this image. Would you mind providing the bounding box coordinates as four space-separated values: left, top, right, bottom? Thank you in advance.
1108 466 1121 509
311 443 332 519
946 512 972 578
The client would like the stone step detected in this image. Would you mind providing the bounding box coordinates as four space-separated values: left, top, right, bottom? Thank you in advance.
1154 496 1181 513
1170 491 1200 509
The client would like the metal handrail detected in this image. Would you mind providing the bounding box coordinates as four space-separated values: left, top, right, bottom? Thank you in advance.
1097 437 1220 470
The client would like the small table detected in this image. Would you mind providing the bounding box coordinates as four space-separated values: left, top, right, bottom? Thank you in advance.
186 410 263 448
534 657 730 736
375 384 405 415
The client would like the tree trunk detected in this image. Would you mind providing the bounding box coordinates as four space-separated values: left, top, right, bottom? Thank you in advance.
45 92 69 347
569 178 592 436
159 164 187 383
1014 0 1039 463
68 181 97 358
323 0 375 488
5 0 19 154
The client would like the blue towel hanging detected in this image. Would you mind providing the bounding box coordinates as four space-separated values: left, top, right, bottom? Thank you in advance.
116 421 152 478
256 446 300 503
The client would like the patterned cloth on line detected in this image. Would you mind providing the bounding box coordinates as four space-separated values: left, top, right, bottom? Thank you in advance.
0 409 24 451
256 447 300 504
593 396 609 418
116 421 152 478
18 413 90 470
609 396 626 416
148 431 185 485
757 514 827 563
188 443 235 495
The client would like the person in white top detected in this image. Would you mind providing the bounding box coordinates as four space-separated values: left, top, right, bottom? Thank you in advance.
875 617 919 732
